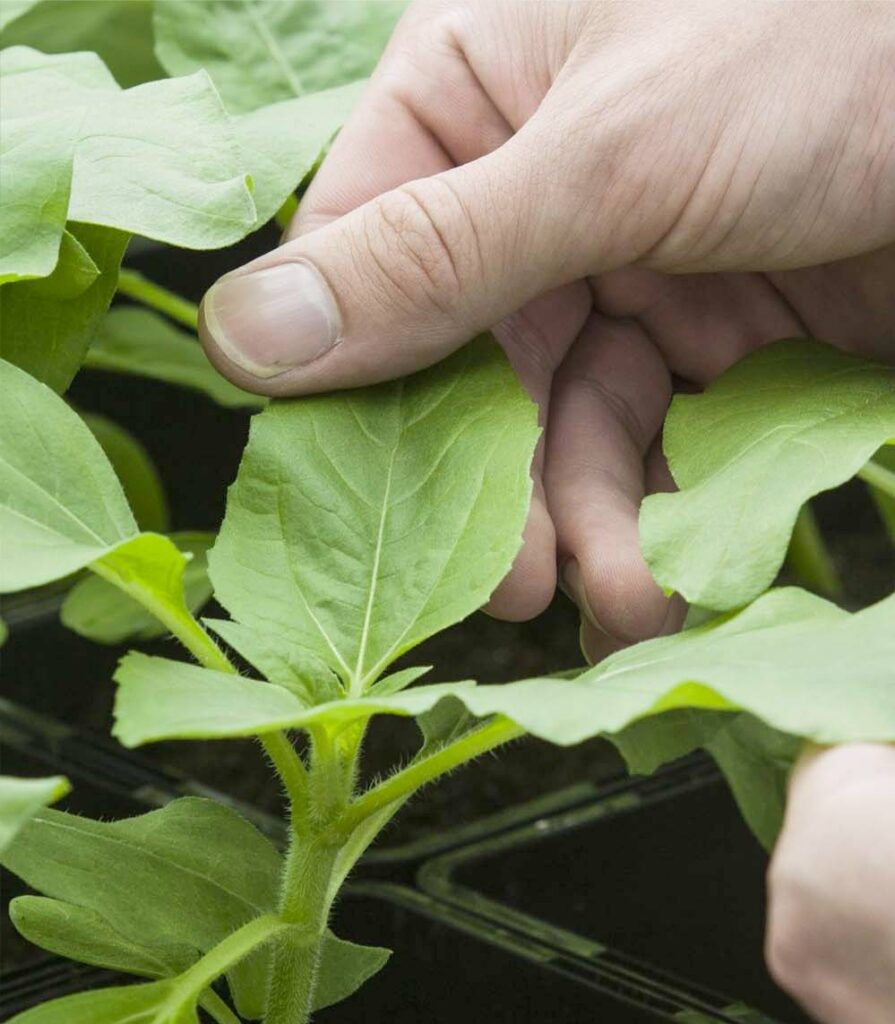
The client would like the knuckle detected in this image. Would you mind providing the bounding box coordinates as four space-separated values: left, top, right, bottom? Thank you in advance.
360 180 477 319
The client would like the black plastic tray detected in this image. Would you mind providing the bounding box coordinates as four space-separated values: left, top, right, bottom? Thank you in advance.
418 759 812 1023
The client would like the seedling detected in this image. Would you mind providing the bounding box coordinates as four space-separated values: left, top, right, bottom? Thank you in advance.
1 3 894 1021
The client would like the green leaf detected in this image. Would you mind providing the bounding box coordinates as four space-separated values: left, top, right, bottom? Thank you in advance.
62 533 214 645
204 617 340 704
209 337 540 697
154 0 403 112
83 307 264 408
112 651 473 746
0 47 256 282
0 1 164 87
115 589 895 750
1 798 281 1019
0 223 128 391
0 0 39 31
315 933 391 1011
0 101 77 282
231 80 364 226
10 897 197 979
0 616 7 646
640 339 895 609
0 775 69 854
81 412 169 532
704 715 801 851
7 914 288 1024
0 357 137 592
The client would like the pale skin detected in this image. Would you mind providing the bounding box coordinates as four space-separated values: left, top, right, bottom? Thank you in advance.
198 3 895 1020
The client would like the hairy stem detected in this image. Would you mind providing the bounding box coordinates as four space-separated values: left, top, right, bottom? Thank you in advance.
333 716 524 837
116 269 199 330
266 834 341 1024
858 458 895 499
786 504 841 598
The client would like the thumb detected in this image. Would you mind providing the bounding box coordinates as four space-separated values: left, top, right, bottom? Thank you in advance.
199 136 575 395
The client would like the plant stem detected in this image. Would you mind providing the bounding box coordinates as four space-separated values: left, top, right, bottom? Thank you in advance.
266 834 341 1024
858 459 895 499
786 504 841 599
116 269 199 330
332 716 524 837
94 557 309 808
200 990 243 1024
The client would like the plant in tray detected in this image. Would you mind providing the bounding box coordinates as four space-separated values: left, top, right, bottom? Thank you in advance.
1 3 895 1022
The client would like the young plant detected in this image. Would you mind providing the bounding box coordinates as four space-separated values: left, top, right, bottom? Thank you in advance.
2 334 895 1023
2 3 895 1021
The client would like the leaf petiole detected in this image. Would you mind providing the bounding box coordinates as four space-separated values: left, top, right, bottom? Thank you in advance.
200 989 243 1024
116 269 199 331
858 458 895 500
331 716 524 837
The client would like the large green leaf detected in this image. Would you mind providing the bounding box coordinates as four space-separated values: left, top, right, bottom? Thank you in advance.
209 337 540 697
1 798 280 1018
62 533 214 645
0 47 255 284
154 0 403 112
115 589 895 749
0 358 137 591
0 0 163 86
82 412 169 532
0 775 69 854
83 307 263 408
640 339 895 610
231 80 364 225
0 223 128 391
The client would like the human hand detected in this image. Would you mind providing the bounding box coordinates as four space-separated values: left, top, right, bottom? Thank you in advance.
199 0 895 656
767 743 895 1023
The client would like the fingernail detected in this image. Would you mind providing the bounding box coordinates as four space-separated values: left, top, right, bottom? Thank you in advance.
559 559 605 633
203 260 341 378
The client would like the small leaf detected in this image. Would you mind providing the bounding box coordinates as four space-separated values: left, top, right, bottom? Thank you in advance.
0 224 128 391
0 358 137 591
315 933 391 1011
1 798 281 1019
82 412 169 533
640 339 895 609
209 337 540 696
204 617 340 704
368 665 433 697
84 307 264 409
0 774 69 854
154 0 403 112
62 533 214 645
